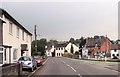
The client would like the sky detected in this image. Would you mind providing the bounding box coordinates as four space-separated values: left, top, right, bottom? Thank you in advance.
1 0 120 41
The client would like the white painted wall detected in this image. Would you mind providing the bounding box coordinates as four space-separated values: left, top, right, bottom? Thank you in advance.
2 14 32 63
82 47 88 57
46 50 52 57
55 47 65 57
46 45 55 57
111 50 119 59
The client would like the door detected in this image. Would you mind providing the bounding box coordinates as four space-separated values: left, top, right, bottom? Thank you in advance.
0 47 4 66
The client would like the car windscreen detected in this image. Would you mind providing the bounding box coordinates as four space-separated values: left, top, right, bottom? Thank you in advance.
18 57 31 61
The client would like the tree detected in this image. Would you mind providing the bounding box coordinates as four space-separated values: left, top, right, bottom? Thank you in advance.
70 44 74 54
79 37 86 48
48 39 58 46
75 39 80 44
69 38 75 44
31 38 47 56
75 51 79 55
79 37 86 57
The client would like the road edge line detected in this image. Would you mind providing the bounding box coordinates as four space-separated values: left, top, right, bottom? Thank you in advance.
28 58 49 77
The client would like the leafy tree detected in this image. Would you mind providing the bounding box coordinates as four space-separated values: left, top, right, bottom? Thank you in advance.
75 39 80 44
75 51 79 55
31 38 47 56
79 37 86 57
48 39 58 46
69 38 75 44
79 37 86 48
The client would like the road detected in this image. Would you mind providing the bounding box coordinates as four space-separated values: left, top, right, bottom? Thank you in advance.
31 57 119 77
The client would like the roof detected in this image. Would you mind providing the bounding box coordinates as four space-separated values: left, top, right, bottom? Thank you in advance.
0 8 32 36
0 18 6 23
111 44 120 50
85 36 106 48
55 43 68 48
46 45 52 50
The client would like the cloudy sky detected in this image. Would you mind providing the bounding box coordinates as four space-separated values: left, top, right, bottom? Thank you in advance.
1 0 120 41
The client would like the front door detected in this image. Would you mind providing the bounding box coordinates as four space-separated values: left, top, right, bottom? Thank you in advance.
0 47 4 66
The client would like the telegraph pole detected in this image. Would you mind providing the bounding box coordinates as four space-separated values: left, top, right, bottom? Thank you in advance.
35 25 37 52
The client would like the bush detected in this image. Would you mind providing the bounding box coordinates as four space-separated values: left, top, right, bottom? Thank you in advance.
32 51 41 56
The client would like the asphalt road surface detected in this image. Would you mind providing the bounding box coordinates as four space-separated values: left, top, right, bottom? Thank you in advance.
31 57 119 77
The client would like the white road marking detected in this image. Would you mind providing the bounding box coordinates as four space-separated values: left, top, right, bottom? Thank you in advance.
66 64 70 67
62 58 82 77
70 66 77 72
62 61 66 64
78 74 82 77
43 58 49 65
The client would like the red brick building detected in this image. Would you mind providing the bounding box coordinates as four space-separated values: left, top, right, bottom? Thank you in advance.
84 36 112 57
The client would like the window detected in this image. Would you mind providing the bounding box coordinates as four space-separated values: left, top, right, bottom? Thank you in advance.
112 54 115 56
22 31 24 40
17 27 19 38
4 49 6 61
117 54 119 56
0 48 4 65
0 53 3 64
56 48 58 50
9 22 13 35
13 49 18 60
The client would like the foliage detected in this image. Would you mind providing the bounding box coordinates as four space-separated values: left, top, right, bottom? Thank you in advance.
31 38 47 56
69 38 75 44
31 51 41 56
69 38 80 44
48 39 58 46
75 51 79 55
79 37 86 48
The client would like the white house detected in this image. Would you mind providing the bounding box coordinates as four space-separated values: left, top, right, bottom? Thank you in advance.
55 43 67 57
65 43 79 54
45 45 55 57
54 43 79 57
110 44 120 59
0 9 32 66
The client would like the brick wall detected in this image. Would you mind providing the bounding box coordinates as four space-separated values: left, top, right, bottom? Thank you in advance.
100 37 112 53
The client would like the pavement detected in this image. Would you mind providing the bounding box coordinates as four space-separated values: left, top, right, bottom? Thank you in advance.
70 58 119 72
31 57 119 77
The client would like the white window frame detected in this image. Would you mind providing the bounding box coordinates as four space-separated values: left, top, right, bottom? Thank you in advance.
22 31 24 41
17 27 19 38
9 22 13 35
13 49 18 61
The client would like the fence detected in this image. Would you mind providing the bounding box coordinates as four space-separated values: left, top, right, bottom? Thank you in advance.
1 63 22 77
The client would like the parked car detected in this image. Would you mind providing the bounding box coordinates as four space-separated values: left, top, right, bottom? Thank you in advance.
18 56 37 72
33 56 43 66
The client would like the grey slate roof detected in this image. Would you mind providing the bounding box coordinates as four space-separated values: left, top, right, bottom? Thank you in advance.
0 8 32 36
85 36 106 48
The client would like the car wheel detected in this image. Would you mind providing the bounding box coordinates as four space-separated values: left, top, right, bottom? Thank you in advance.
30 67 34 72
